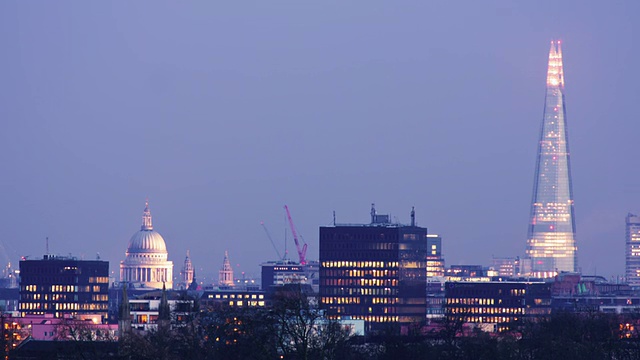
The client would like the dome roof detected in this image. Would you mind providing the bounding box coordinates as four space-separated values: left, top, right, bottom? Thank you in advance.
127 230 167 254
126 201 168 254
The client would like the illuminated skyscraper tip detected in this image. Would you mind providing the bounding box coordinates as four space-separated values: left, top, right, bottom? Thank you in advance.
526 40 577 276
546 40 564 88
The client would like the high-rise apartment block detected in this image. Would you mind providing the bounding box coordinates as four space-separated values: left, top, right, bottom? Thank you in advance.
319 205 428 331
19 255 109 319
525 40 578 276
626 214 640 286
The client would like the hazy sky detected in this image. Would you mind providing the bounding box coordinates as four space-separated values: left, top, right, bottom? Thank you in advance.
1 1 638 282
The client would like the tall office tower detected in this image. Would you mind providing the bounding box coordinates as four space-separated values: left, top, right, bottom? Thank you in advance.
626 214 640 286
320 205 428 332
525 40 577 276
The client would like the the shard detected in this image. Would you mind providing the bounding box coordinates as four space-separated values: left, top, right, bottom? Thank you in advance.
526 40 577 275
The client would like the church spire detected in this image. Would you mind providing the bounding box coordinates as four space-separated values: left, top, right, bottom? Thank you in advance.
219 251 234 287
141 199 153 231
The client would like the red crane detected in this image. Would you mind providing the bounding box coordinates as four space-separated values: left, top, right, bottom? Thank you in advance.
284 205 307 265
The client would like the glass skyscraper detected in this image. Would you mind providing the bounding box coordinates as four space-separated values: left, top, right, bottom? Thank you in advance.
525 40 577 275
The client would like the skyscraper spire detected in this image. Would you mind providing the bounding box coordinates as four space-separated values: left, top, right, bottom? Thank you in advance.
526 40 577 276
141 199 153 231
546 40 564 88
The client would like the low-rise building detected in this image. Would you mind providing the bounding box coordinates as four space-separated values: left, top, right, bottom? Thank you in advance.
445 281 552 332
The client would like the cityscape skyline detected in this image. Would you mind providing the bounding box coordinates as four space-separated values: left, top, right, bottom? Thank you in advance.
1 2 639 281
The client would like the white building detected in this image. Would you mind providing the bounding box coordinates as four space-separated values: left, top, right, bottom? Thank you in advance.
120 201 174 289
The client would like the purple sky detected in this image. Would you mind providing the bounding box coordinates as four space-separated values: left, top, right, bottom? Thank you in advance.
1 2 638 282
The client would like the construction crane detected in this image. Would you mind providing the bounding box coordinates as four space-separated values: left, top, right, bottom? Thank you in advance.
260 221 284 261
284 205 307 265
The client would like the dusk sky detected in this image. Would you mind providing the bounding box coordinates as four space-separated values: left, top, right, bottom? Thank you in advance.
1 1 638 282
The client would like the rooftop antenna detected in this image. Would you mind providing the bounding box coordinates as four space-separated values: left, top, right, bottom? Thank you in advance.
333 211 336 226
45 237 49 255
411 206 415 226
371 203 376 224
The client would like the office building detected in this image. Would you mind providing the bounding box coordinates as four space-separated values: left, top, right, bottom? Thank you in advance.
320 205 428 331
426 234 445 277
626 214 640 287
120 201 174 289
491 256 521 278
445 281 552 332
261 261 306 291
19 255 109 319
525 40 577 275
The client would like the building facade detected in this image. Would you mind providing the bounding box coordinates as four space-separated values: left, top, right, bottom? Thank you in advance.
120 201 173 289
319 206 428 331
626 214 640 287
19 255 109 319
445 281 552 332
426 234 445 277
491 257 521 278
526 40 578 275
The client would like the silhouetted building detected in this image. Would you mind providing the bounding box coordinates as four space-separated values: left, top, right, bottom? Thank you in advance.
319 205 428 331
525 40 577 275
19 255 109 319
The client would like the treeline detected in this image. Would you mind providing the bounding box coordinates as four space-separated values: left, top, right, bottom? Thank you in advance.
118 308 640 360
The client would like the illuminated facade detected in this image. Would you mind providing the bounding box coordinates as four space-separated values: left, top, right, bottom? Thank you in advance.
201 290 266 309
426 234 445 277
626 214 640 286
526 40 577 275
491 256 521 278
120 201 174 289
445 281 551 332
319 207 428 331
19 255 109 319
